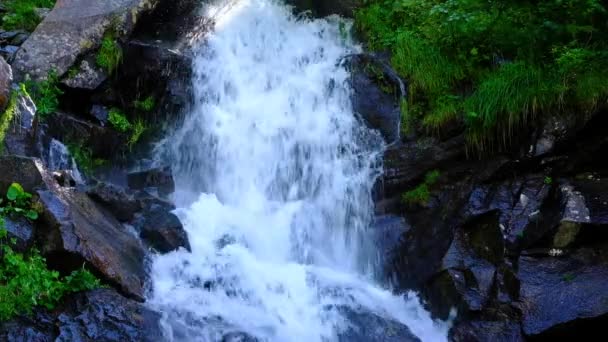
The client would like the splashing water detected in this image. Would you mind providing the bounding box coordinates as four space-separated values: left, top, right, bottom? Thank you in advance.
150 1 449 340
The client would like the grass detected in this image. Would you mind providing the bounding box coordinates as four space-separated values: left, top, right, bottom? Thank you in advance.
96 33 123 74
134 96 155 112
402 170 441 206
0 0 55 31
23 70 63 117
0 91 18 149
108 108 131 132
127 119 147 149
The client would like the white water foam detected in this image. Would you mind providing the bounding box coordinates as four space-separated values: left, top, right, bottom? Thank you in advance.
150 1 449 341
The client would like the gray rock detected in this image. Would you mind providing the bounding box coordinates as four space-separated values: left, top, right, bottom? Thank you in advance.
37 187 147 300
3 90 37 156
450 319 523 342
139 207 190 253
4 216 35 252
90 104 109 124
12 0 161 81
0 45 19 63
128 166 175 197
86 181 142 222
61 58 107 90
552 183 589 248
337 306 420 342
0 56 11 112
0 156 49 194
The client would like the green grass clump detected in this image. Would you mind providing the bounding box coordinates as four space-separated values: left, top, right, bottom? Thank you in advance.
356 0 608 151
133 96 155 112
402 170 441 206
108 108 131 132
0 91 18 149
96 33 123 74
0 183 100 321
66 142 105 176
127 119 147 149
23 70 63 117
0 0 55 31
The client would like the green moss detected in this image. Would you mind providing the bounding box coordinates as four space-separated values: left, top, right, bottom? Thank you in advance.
96 33 123 74
127 119 147 149
0 0 55 31
0 91 18 149
108 108 131 132
402 169 441 206
67 142 105 176
133 96 155 112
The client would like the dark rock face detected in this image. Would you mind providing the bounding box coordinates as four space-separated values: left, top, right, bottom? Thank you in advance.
518 249 608 337
337 306 420 342
0 56 11 111
0 156 48 194
87 181 142 222
37 188 146 300
0 289 164 342
4 216 35 252
128 166 175 197
139 207 190 253
450 318 523 342
3 91 37 156
287 0 361 17
349 54 405 145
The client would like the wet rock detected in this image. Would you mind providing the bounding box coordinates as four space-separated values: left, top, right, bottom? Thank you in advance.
0 156 48 194
337 306 420 342
4 216 35 252
0 45 18 63
128 166 175 196
517 248 608 337
43 111 127 158
450 318 523 342
0 289 164 342
37 187 146 300
87 181 142 222
139 205 190 253
370 215 409 277
3 90 37 156
349 54 405 145
52 170 79 187
287 0 360 17
571 176 608 226
90 104 109 124
552 182 589 248
0 56 11 111
11 0 161 81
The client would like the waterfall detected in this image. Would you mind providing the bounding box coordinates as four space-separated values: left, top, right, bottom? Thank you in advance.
150 1 448 340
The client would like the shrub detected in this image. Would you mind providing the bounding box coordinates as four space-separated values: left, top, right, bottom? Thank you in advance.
0 0 55 31
108 108 131 132
96 33 122 74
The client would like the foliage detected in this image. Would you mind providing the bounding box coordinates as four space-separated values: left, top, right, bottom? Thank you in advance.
67 142 105 176
133 96 155 112
23 70 63 117
108 108 131 132
0 91 18 149
0 183 38 220
544 176 553 185
0 0 55 31
96 33 123 74
128 119 147 149
402 169 441 206
356 0 608 151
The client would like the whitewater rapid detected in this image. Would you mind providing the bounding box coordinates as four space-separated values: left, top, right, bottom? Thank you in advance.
150 1 449 341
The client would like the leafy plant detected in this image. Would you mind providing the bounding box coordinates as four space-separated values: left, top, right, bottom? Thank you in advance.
23 70 63 117
0 0 55 31
108 108 131 132
402 169 441 206
544 176 553 185
128 119 147 149
96 33 122 74
67 142 105 176
0 183 39 220
133 96 155 112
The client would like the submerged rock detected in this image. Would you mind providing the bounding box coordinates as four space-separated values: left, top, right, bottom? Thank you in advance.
0 289 164 342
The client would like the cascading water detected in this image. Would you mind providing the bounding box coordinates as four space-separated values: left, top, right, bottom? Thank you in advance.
150 1 449 340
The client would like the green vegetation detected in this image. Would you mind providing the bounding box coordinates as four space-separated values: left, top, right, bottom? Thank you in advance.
544 176 553 185
67 142 105 176
0 183 100 321
108 108 131 132
356 0 608 151
128 119 147 149
0 0 55 31
96 33 123 74
23 70 63 117
134 96 155 112
0 91 18 149
402 169 441 206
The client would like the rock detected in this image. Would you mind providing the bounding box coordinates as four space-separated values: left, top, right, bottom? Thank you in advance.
337 306 420 342
552 182 589 248
287 0 361 17
571 176 608 226
86 181 142 222
90 104 109 124
10 32 30 46
3 90 37 156
34 8 51 20
517 248 608 337
37 187 146 300
61 58 107 90
0 156 48 194
222 332 259 342
0 45 19 63
128 166 175 196
4 216 35 252
0 289 164 341
349 54 405 145
139 205 190 253
42 111 127 158
369 215 409 278
450 318 523 342
12 0 161 81
52 170 79 187
0 56 11 111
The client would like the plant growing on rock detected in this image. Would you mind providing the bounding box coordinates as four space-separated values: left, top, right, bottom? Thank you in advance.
96 33 123 74
108 108 131 132
67 142 105 176
134 96 155 112
23 70 63 117
0 183 39 220
402 169 441 206
0 0 55 31
128 119 147 149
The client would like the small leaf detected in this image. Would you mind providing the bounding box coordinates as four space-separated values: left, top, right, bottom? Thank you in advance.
26 210 39 220
7 183 24 201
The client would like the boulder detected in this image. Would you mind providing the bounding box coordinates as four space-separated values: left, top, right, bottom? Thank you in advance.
36 187 147 300
128 166 175 196
138 204 190 253
0 45 18 63
87 181 142 222
3 216 35 252
552 182 590 248
0 289 164 342
0 156 49 194
3 91 37 156
0 56 11 112
450 318 523 342
62 57 107 90
11 0 161 81
349 54 405 145
517 248 608 338
337 306 420 342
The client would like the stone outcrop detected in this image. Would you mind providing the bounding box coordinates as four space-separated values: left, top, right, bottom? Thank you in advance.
0 56 11 111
